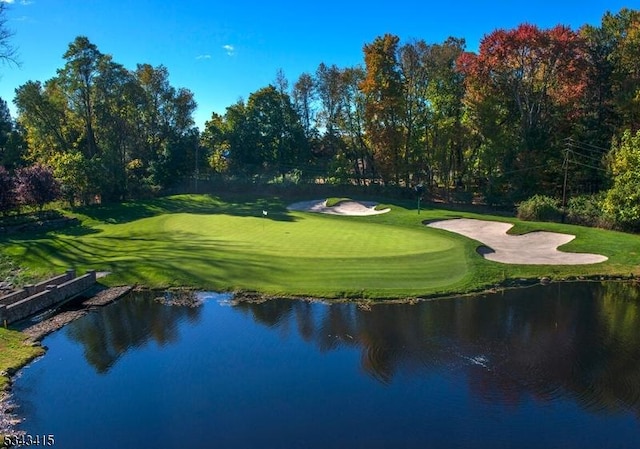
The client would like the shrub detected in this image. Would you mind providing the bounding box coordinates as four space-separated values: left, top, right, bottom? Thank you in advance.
50 151 94 206
565 194 613 228
604 130 640 231
15 164 61 211
517 195 562 222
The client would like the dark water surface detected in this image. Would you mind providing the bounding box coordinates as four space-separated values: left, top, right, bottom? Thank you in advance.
11 282 640 448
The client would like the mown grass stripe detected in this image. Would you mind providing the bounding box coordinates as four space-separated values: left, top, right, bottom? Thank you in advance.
2 194 639 298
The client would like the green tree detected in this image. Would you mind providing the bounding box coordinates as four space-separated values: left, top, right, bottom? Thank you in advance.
398 40 431 187
602 9 640 131
93 56 140 200
0 165 16 215
574 8 640 194
135 64 177 171
49 150 94 206
0 97 11 140
15 37 197 201
604 129 640 229
59 36 103 158
425 38 467 194
201 111 229 173
243 85 307 178
0 97 26 169
396 38 467 192
135 64 197 190
223 100 255 174
579 20 619 147
14 79 79 158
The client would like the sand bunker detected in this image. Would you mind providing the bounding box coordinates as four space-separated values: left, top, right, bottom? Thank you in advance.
287 199 390 216
427 218 608 265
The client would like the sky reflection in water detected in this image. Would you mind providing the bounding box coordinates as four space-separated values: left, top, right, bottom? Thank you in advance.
12 282 640 449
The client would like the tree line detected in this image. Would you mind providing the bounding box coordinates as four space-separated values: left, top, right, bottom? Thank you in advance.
1 8 640 226
202 8 640 208
2 36 198 205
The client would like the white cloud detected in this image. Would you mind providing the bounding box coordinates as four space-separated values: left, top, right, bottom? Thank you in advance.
1 1 35 5
222 44 235 56
196 54 212 60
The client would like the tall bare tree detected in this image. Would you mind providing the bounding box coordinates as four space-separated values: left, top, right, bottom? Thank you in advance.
292 72 316 139
0 3 18 68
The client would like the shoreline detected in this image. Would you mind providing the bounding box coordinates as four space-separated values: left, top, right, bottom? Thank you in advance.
0 285 133 441
230 273 639 305
1 275 638 440
20 285 133 342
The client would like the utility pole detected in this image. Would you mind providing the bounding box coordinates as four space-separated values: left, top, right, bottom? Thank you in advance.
560 137 609 222
561 141 570 223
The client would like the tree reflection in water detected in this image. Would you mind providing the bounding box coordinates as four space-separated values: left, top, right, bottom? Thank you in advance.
65 282 640 417
234 282 640 416
65 290 202 373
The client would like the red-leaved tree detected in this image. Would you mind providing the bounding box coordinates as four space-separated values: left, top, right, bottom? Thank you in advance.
15 164 60 211
457 23 589 198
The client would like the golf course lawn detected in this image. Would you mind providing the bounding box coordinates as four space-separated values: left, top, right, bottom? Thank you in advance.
2 194 640 298
0 328 44 391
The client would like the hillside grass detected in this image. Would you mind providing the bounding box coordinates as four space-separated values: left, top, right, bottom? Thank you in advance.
0 328 44 391
1 193 639 299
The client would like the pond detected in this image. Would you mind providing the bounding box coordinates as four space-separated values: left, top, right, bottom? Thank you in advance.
10 282 640 448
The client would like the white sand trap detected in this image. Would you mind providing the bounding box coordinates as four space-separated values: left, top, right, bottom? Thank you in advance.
287 199 390 216
427 218 608 265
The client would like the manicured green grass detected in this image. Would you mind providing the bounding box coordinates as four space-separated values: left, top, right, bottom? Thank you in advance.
0 328 44 391
325 197 351 207
2 194 640 298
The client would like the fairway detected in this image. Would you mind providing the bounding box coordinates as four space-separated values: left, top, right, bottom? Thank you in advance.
2 197 469 297
3 194 640 298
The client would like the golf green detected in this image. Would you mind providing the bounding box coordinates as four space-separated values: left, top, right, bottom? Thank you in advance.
3 194 639 298
2 198 469 297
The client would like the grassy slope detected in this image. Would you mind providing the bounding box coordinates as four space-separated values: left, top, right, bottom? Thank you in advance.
2 194 640 298
0 328 44 391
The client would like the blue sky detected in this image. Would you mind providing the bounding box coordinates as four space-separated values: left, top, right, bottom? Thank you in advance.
0 0 638 130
